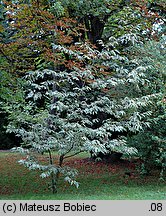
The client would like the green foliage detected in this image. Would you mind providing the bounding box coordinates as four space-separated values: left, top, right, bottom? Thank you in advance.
0 1 59 74
0 112 16 149
51 0 161 44
59 0 120 17
0 56 20 149
57 0 133 43
103 6 141 39
128 36 166 179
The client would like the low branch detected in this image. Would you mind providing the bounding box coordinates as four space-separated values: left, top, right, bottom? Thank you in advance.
64 150 84 159
64 145 74 156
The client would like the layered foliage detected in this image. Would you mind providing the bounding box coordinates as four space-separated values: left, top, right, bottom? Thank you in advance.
5 35 156 192
128 36 166 179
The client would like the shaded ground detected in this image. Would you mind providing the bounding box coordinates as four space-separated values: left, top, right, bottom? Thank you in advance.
0 152 165 199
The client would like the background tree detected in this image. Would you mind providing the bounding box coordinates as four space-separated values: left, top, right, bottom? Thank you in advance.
128 36 166 179
54 0 165 44
0 57 21 149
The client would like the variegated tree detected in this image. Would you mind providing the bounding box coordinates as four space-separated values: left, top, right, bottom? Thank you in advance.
6 37 153 193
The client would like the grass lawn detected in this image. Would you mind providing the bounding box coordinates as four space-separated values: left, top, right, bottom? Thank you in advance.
0 151 165 200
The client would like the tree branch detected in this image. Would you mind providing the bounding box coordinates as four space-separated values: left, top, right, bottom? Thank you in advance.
64 150 84 159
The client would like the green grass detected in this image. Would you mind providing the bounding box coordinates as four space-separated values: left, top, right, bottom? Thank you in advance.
0 151 165 200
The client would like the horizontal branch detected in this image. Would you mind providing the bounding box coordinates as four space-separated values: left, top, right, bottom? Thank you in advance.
64 150 85 159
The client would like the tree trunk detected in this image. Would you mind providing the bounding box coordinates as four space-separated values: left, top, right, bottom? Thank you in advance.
84 16 105 45
48 149 57 194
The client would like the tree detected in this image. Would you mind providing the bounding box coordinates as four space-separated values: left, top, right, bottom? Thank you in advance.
0 50 23 149
128 36 166 179
52 0 164 44
0 1 55 74
4 35 155 192
1 0 163 76
58 0 126 44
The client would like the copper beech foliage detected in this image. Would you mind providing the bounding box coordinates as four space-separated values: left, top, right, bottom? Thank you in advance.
0 1 91 75
1 0 164 75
